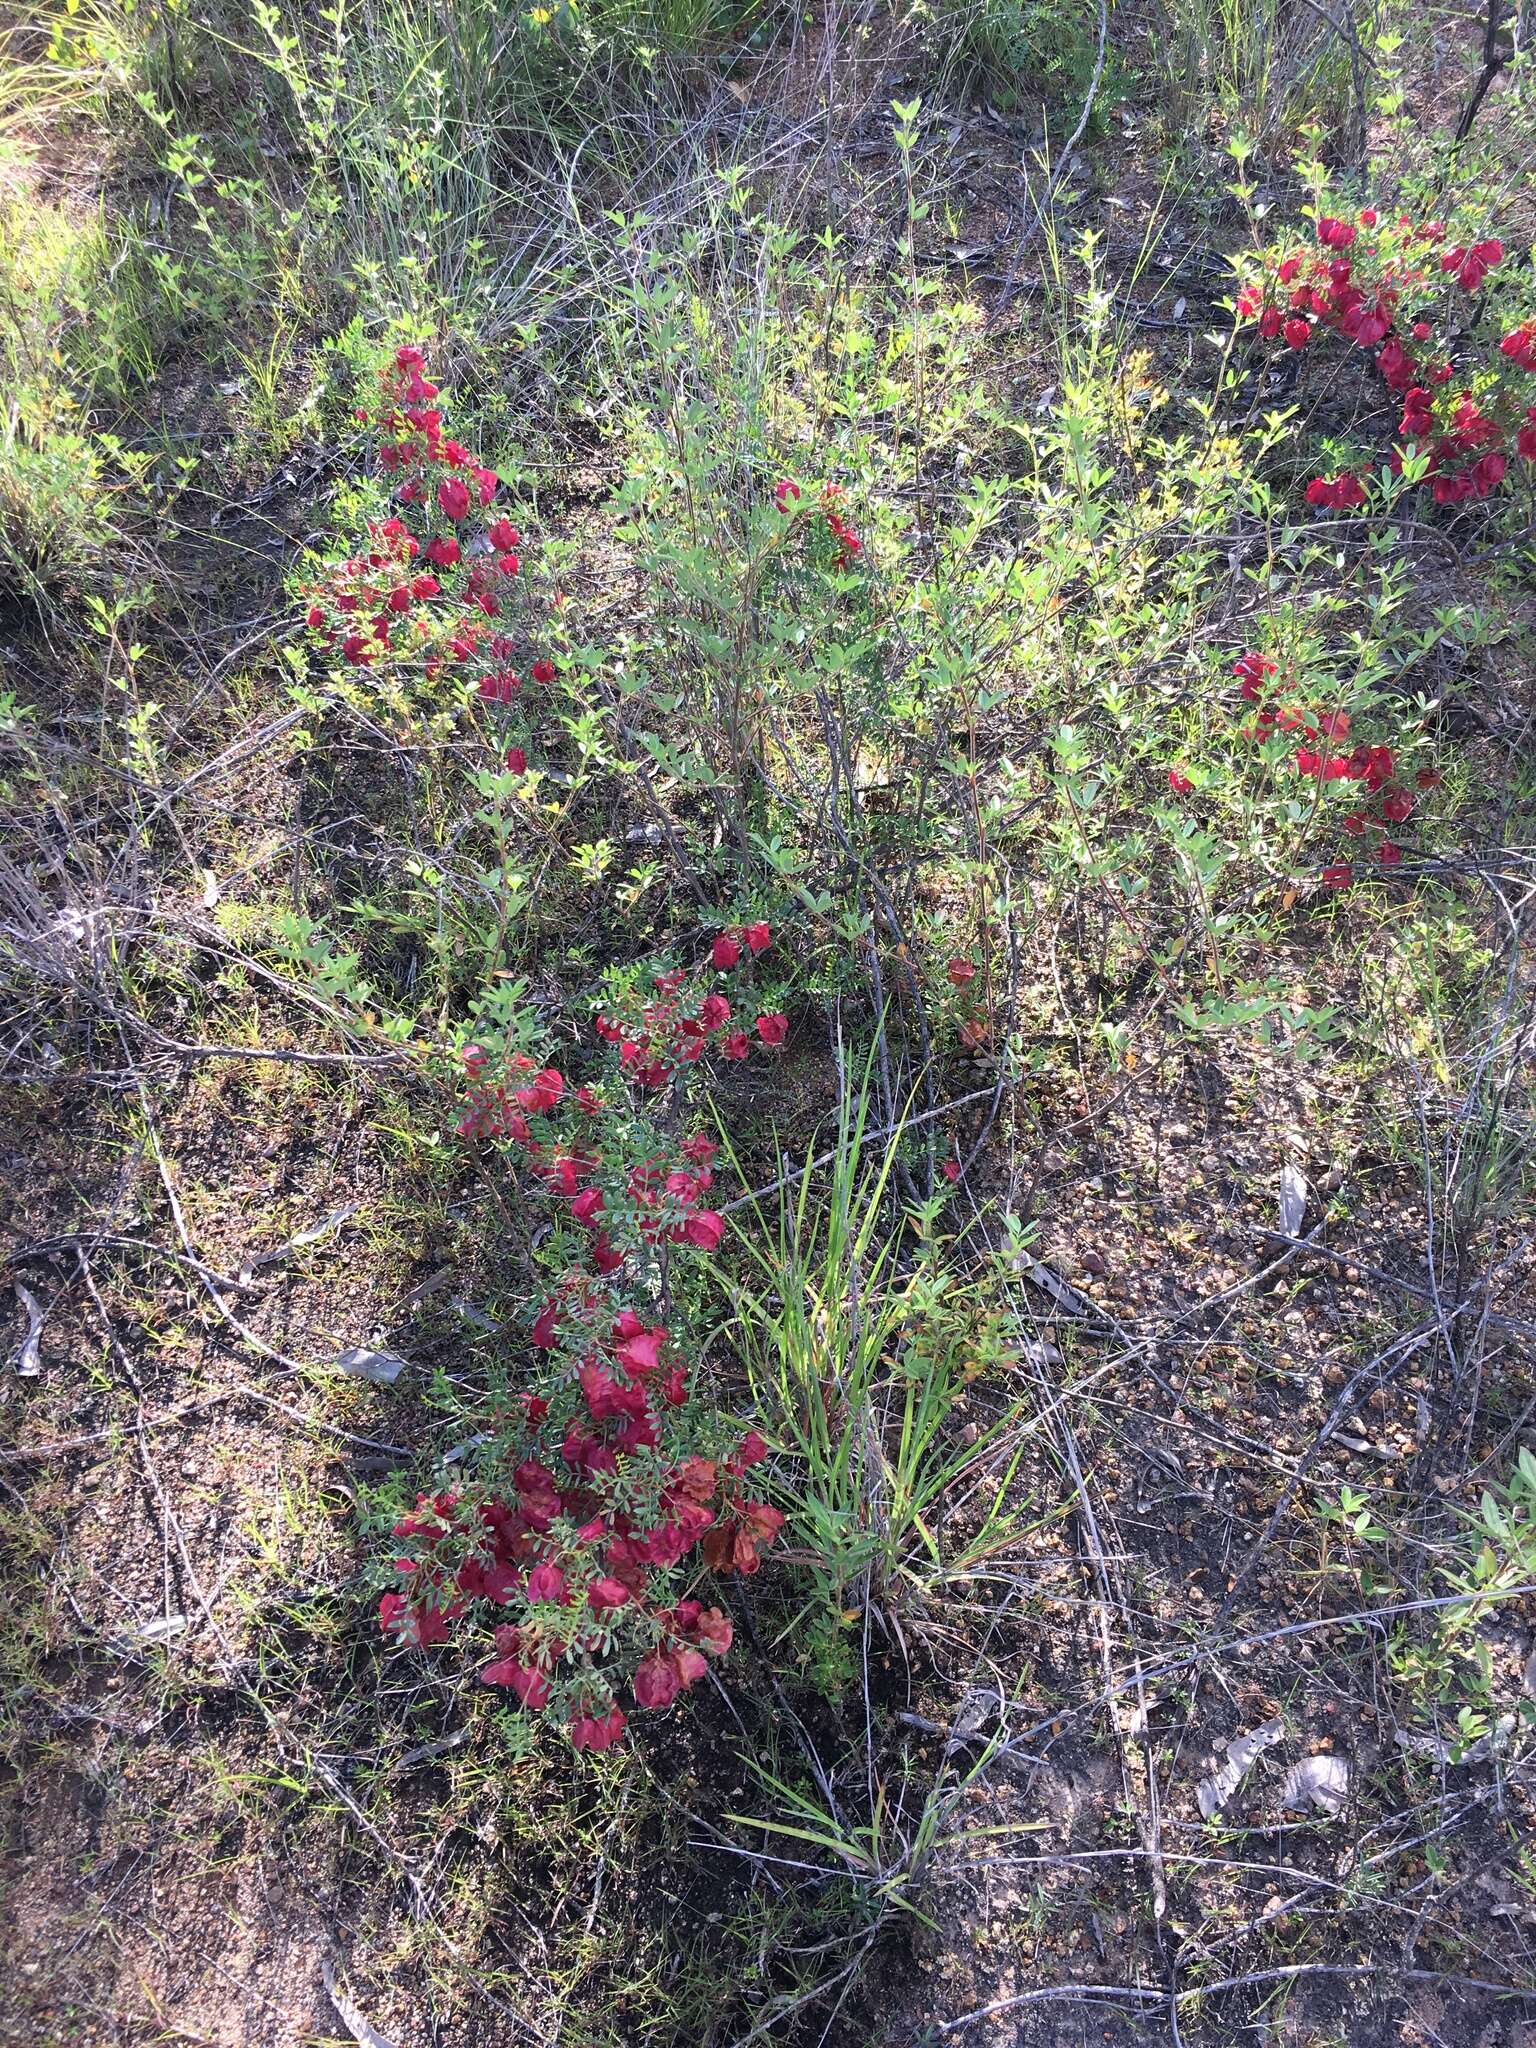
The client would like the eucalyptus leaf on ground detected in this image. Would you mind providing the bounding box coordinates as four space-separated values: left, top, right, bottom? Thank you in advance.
323 1958 400 2048
1277 1160 1308 1237
1278 1754 1349 1815
335 1346 408 1385
12 1280 45 1376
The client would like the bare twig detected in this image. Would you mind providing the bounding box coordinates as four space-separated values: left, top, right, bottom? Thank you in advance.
1455 0 1512 142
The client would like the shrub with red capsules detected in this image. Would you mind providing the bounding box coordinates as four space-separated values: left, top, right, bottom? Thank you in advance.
379 926 788 1749
1234 207 1536 512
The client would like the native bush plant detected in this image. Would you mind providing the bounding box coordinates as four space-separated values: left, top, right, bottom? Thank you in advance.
1173 643 1445 894
297 345 796 1749
1234 195 1536 511
301 345 534 716
0 402 117 609
381 937 790 1749
290 344 616 1008
1016 359 1448 997
593 201 1471 1063
598 200 1034 877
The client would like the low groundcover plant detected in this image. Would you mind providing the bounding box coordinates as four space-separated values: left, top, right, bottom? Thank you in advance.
382 948 788 1750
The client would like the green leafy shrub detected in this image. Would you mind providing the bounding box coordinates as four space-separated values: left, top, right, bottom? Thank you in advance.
0 398 116 609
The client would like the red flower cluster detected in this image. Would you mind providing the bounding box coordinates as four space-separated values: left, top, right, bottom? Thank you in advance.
1230 650 1432 886
458 1048 730 1267
382 1424 776 1750
302 348 559 771
711 922 772 969
824 496 863 566
1305 472 1367 510
591 929 777 1084
1236 208 1536 511
301 515 437 668
381 933 791 1747
771 477 865 568
373 345 498 514
1442 238 1503 292
939 952 989 1065
1394 388 1509 503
